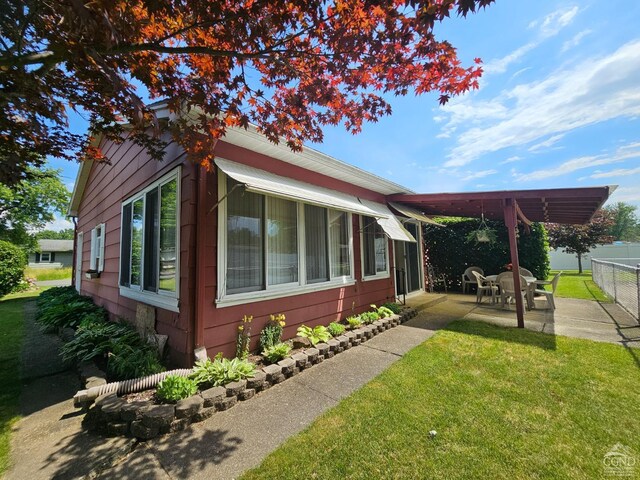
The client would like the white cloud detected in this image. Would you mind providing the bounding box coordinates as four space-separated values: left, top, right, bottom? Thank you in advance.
442 40 640 167
499 155 522 165
484 6 580 75
538 6 579 37
462 169 497 181
590 166 640 178
513 142 640 182
610 186 640 204
528 134 565 152
43 215 74 232
561 29 593 53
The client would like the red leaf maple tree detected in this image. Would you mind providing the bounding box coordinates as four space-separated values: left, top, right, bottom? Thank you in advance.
0 0 494 185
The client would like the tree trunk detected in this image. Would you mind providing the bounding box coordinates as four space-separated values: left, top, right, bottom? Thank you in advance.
577 253 583 274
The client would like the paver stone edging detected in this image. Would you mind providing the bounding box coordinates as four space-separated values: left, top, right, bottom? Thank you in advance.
81 308 415 440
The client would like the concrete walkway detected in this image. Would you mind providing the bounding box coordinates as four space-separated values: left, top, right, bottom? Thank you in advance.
35 279 72 287
7 294 638 479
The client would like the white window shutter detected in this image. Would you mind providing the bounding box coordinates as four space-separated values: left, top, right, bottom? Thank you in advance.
98 223 105 272
90 228 97 270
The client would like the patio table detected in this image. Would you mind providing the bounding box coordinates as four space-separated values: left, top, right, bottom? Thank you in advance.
485 274 537 309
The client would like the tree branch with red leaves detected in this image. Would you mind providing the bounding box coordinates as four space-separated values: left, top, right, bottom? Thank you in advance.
0 0 494 185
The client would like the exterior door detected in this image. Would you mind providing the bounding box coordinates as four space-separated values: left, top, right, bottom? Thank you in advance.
394 222 423 296
75 231 83 292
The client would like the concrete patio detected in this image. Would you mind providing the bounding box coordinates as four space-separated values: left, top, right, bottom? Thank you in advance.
7 294 639 480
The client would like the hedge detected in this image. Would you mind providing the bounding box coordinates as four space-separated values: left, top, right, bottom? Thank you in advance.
423 218 550 291
0 240 27 297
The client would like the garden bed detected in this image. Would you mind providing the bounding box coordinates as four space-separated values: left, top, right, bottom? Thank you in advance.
80 308 417 440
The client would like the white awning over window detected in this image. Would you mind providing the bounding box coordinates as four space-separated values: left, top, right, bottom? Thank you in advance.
359 199 416 243
388 202 443 226
215 158 381 217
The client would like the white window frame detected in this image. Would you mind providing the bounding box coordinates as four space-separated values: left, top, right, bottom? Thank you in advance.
90 223 105 272
360 214 390 281
118 168 181 312
40 252 51 263
217 173 355 307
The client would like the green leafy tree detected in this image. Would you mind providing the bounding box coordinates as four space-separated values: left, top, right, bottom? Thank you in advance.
546 211 614 273
34 229 74 240
0 166 70 251
603 202 640 242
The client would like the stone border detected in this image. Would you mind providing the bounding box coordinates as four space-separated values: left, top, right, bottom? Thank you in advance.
83 308 416 440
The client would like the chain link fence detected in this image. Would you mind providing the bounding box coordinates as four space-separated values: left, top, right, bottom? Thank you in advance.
592 258 640 320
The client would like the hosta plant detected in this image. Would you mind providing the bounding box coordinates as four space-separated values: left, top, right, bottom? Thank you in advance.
262 342 292 364
190 353 256 387
296 325 331 346
156 375 198 403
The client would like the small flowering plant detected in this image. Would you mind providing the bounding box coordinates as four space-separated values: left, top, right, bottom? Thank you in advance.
504 263 513 271
236 315 253 359
259 313 286 352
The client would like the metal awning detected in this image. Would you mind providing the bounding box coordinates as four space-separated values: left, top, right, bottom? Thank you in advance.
359 199 416 243
388 201 443 226
215 158 381 217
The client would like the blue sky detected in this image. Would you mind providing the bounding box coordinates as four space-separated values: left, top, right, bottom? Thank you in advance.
47 0 640 230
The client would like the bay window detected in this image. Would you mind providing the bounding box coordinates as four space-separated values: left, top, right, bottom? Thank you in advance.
119 169 179 310
220 178 353 302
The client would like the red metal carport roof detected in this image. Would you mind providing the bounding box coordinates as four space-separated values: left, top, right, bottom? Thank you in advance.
388 185 615 225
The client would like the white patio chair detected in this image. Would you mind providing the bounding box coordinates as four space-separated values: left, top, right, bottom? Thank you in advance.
462 266 484 294
534 272 562 310
472 271 498 304
518 267 534 277
499 273 532 310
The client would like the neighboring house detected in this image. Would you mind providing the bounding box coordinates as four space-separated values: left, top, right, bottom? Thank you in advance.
68 105 429 366
28 239 74 268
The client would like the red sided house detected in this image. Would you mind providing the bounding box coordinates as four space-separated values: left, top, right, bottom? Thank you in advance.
68 106 429 366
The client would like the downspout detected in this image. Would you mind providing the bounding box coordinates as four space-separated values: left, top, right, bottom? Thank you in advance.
194 165 208 355
71 216 78 289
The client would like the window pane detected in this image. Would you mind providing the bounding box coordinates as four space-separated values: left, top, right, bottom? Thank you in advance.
120 203 132 286
329 210 350 278
227 179 264 293
144 188 159 292
130 198 144 287
363 215 387 276
305 205 329 283
267 197 298 286
159 179 178 292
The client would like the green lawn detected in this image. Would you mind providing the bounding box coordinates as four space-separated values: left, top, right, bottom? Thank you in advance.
24 266 72 282
549 270 611 302
0 289 42 476
242 321 640 480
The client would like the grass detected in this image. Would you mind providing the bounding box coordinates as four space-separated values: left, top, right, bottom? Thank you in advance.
549 270 611 302
242 320 640 480
0 289 44 476
24 266 72 282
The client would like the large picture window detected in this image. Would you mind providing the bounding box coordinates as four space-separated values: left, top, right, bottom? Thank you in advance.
362 215 389 277
120 169 180 310
221 178 353 302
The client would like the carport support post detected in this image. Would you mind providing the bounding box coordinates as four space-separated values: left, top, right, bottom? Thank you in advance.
503 198 525 328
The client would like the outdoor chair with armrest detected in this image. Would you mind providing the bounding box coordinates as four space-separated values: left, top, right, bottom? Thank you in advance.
518 267 534 277
499 273 532 310
462 266 484 294
472 271 498 304
534 272 562 310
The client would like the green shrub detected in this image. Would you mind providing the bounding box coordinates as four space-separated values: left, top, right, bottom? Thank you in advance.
190 354 256 387
36 286 106 331
359 311 380 324
0 240 27 297
371 304 394 318
60 314 140 364
296 325 331 345
259 314 286 352
156 375 198 403
423 218 550 291
346 316 363 329
327 321 346 337
107 341 165 380
262 342 291 364
382 302 402 314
